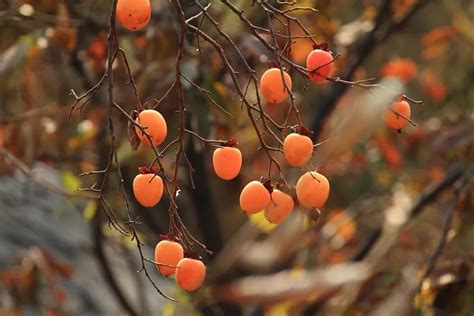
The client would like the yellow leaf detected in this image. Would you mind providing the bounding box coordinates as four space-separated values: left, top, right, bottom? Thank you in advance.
122 232 144 249
266 300 292 316
83 201 97 221
248 211 276 233
62 171 81 191
213 81 229 99
414 279 436 311
161 302 176 316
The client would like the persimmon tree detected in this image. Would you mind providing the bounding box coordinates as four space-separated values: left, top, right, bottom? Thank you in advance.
1 0 473 315
66 0 426 298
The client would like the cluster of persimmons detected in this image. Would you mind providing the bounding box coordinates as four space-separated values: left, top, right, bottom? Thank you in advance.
117 0 413 292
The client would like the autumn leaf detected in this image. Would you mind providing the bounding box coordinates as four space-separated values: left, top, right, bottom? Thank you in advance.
374 134 403 169
128 110 141 151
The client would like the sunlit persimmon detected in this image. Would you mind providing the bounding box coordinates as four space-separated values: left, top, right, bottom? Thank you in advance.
116 0 151 31
384 100 411 130
283 133 313 167
260 68 292 104
154 240 183 277
240 181 271 214
175 258 206 292
306 49 333 82
264 190 294 224
135 110 167 147
213 147 242 180
133 173 163 207
296 171 330 209
381 58 418 83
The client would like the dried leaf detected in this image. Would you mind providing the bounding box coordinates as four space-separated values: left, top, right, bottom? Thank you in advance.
128 110 140 151
373 134 403 169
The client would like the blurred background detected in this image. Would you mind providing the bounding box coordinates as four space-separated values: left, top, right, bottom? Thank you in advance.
0 0 473 315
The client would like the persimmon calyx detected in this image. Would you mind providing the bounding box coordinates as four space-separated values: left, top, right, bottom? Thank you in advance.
223 137 238 147
312 42 330 51
295 125 314 137
138 166 160 174
260 177 274 194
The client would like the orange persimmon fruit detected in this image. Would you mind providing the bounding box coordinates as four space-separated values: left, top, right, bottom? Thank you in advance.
116 0 151 31
213 147 242 180
381 58 418 83
283 133 313 167
306 49 333 82
135 109 167 147
384 100 411 130
175 258 206 291
264 189 294 224
240 181 271 214
154 240 183 277
295 171 330 209
133 173 163 207
260 68 292 104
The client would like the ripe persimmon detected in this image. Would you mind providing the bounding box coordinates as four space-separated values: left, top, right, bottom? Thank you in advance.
296 171 330 209
283 133 313 167
116 0 151 31
264 190 294 224
135 109 167 147
260 68 292 104
154 240 183 277
306 49 333 82
133 172 163 207
381 58 418 83
175 258 206 292
213 146 242 180
384 100 411 130
240 181 271 214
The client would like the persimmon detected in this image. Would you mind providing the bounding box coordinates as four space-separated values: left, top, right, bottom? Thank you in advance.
381 58 417 83
264 190 294 224
306 49 333 82
135 109 167 147
116 0 151 31
260 68 292 104
133 172 163 207
295 171 330 209
154 240 183 277
384 100 411 130
240 181 271 214
283 133 313 167
213 146 242 180
175 258 206 292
